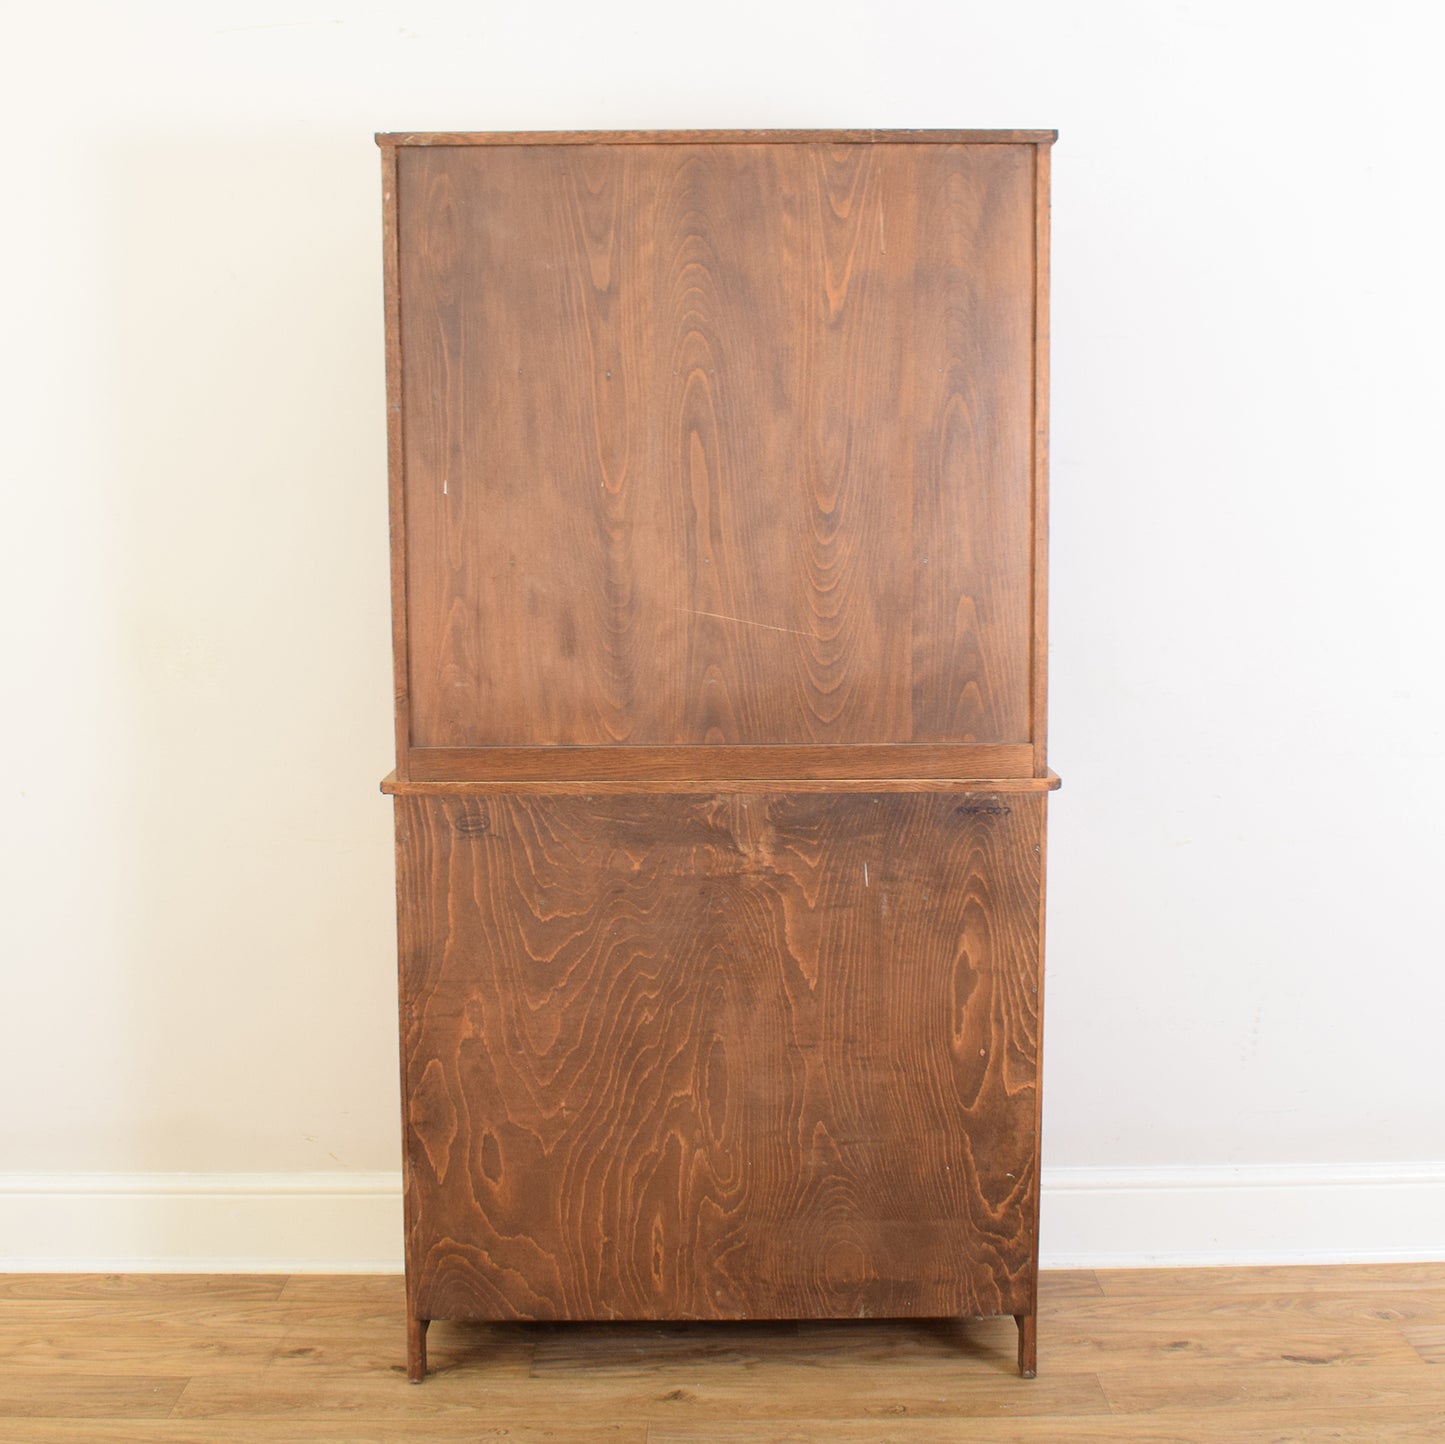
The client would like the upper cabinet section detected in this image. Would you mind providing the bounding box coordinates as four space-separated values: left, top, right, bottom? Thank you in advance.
382 133 1052 780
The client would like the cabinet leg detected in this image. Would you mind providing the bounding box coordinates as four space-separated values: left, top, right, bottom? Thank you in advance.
407 1315 429 1383
1014 1312 1037 1379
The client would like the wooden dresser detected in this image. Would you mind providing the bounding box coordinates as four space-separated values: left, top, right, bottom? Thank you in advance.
377 128 1059 1382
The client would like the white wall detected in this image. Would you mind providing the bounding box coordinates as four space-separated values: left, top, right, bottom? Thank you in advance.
3 0 1443 1268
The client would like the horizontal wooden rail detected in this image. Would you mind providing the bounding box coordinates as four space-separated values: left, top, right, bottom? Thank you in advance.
377 129 1058 148
400 743 1036 785
383 769 1061 797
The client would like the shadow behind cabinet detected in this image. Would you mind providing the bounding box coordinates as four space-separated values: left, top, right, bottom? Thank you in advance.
377 129 1060 1382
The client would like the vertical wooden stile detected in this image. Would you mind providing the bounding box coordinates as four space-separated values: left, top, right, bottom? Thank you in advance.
380 141 411 779
1030 140 1052 778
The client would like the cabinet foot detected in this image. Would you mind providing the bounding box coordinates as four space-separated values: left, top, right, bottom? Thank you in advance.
1015 1311 1037 1378
407 1315 429 1383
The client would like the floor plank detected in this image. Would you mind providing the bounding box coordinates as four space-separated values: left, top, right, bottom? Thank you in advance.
1040 1286 1445 1325
0 1427 643 1443
647 1413 1445 1444
0 1372 188 1419
0 1275 287 1303
168 1364 1111 1423
0 1264 1441 1437
1095 1262 1445 1295
276 1275 403 1304
1401 1322 1445 1363
1100 1362 1443 1416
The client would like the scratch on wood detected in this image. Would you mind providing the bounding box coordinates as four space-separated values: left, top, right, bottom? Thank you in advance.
677 607 813 638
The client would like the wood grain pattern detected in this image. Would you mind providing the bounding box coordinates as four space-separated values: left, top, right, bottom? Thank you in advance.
394 792 1044 1327
380 131 1058 1384
395 141 1039 755
904 145 1036 743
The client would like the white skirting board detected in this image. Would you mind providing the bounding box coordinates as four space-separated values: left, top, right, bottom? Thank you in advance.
0 1173 405 1274
1040 1164 1445 1268
1 1165 1443 1273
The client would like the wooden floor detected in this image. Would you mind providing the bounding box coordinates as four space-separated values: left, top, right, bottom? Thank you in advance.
1 1266 1442 1441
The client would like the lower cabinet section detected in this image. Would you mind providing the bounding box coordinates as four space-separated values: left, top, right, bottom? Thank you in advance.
392 791 1045 1365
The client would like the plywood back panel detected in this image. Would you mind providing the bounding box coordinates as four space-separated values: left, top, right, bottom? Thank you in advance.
395 790 1044 1323
396 141 1040 750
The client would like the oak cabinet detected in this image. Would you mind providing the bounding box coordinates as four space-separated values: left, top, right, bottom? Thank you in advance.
378 129 1058 1381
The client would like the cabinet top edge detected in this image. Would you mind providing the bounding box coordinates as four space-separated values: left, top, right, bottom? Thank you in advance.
375 128 1058 148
